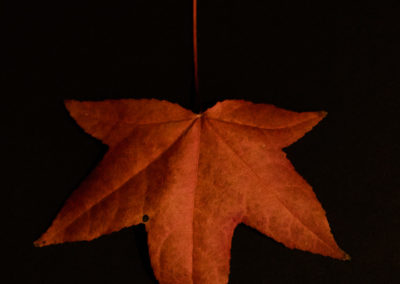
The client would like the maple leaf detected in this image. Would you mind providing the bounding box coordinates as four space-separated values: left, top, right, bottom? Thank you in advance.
35 99 348 284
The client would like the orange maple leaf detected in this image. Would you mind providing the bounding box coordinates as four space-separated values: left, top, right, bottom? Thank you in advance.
35 99 349 284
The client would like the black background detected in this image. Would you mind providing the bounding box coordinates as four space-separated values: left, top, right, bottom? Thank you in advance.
4 0 400 283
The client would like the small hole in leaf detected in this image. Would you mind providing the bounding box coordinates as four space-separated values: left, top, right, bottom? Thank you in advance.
142 215 149 222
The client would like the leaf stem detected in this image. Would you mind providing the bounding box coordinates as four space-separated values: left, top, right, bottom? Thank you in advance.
193 0 199 95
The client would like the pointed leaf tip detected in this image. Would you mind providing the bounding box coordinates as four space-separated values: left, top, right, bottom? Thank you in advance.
342 252 351 261
33 238 46 248
64 99 78 114
319 110 328 118
64 99 74 107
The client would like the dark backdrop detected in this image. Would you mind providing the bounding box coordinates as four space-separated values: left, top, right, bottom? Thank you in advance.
4 0 400 283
